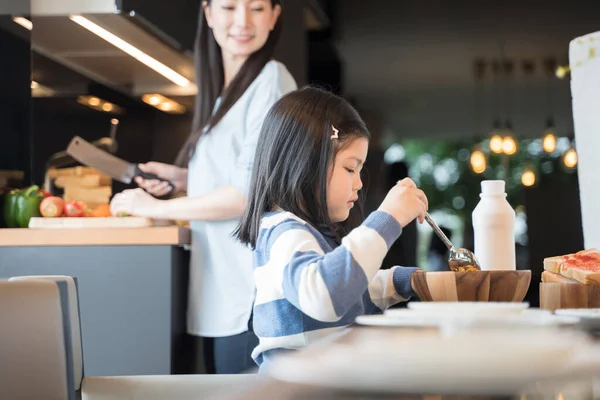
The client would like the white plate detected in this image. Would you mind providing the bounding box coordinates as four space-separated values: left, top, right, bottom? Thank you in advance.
378 308 577 331
355 314 439 328
267 328 598 396
555 309 600 318
407 301 530 316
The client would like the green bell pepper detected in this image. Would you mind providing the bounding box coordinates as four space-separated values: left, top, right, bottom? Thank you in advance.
3 188 21 228
15 185 44 228
2 186 45 228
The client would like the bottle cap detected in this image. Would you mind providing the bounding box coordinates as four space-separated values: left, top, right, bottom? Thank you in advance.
481 180 505 195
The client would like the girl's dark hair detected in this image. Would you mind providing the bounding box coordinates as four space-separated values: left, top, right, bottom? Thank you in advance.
175 0 283 166
236 86 371 248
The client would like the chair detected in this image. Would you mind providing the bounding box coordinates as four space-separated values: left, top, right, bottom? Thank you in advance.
0 280 71 400
9 275 258 400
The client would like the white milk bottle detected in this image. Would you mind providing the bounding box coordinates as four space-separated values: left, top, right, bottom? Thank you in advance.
472 180 516 271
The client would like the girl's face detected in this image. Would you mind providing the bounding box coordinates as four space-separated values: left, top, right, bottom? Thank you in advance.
204 0 280 62
326 137 369 223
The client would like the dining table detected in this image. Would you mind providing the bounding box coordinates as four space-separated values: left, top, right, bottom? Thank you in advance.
210 315 600 400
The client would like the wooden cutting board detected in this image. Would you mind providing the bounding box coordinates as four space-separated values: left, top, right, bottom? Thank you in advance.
28 217 154 229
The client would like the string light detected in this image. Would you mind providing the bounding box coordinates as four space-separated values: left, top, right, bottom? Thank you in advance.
542 131 557 153
555 66 570 79
470 149 487 174
490 135 503 154
502 136 517 155
563 148 578 168
521 169 536 187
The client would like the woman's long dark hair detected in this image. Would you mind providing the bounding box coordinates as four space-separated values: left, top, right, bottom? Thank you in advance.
175 0 283 166
236 86 371 248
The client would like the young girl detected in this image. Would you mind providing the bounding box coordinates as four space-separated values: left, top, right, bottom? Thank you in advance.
236 86 428 370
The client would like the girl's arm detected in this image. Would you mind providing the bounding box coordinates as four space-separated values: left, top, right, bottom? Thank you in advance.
256 211 414 322
362 267 422 315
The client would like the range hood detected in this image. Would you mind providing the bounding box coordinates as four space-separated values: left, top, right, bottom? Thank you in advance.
28 0 198 97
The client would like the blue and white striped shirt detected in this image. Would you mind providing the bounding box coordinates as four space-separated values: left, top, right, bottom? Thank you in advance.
251 210 419 368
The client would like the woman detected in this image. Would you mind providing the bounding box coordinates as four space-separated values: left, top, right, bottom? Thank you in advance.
110 0 297 374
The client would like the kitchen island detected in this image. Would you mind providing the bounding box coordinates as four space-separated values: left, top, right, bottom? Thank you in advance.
0 226 191 376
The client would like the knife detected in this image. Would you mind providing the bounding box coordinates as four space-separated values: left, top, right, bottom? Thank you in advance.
66 136 175 198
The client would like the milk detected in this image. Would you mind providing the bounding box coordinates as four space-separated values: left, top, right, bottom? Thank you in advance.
472 180 516 271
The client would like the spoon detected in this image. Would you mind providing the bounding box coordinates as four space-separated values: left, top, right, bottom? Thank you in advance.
424 213 482 272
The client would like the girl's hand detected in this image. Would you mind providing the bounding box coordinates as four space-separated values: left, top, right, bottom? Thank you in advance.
378 178 428 227
135 162 188 196
110 188 162 217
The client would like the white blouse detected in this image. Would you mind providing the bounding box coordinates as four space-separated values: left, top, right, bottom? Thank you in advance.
186 60 297 337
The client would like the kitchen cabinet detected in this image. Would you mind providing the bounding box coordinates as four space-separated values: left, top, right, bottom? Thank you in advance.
0 226 192 376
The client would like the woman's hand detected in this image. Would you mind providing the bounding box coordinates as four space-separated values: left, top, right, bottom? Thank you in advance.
110 188 162 218
378 178 428 227
135 162 188 196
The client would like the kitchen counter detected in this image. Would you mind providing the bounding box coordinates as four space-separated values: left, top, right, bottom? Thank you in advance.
0 226 192 377
0 226 190 246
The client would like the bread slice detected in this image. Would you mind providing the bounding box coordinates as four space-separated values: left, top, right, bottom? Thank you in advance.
541 271 578 284
543 255 564 274
561 266 600 286
544 249 600 284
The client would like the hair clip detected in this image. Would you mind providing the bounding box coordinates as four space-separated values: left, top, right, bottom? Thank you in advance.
330 125 339 139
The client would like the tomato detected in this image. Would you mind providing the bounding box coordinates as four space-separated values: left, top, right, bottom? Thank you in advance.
90 204 112 217
40 196 65 218
64 200 86 217
38 189 52 198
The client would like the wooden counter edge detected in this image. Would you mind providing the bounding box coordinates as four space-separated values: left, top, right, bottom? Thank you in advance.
0 226 191 247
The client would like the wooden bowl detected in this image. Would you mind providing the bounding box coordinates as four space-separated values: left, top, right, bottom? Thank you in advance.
540 283 600 311
412 270 531 302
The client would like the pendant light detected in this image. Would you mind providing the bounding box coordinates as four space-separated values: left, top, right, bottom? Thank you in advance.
542 58 558 153
490 59 504 151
